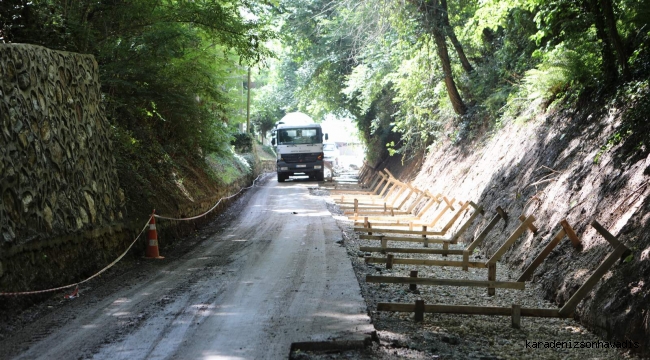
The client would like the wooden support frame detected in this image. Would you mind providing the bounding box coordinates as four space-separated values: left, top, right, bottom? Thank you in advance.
335 173 396 201
374 220 628 326
350 192 438 223
557 220 628 317
366 275 525 290
338 178 408 212
376 302 571 322
364 212 534 296
353 197 458 232
517 220 581 282
359 206 506 267
329 169 387 195
354 201 482 250
365 256 488 268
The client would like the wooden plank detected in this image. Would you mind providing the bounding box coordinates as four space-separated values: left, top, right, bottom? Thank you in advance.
419 197 455 229
590 220 621 247
558 243 628 317
376 303 566 318
440 201 470 232
386 254 394 269
354 228 446 236
487 215 536 264
359 235 451 244
517 228 566 282
351 218 420 225
366 276 525 289
358 246 464 255
396 185 415 210
450 204 484 244
364 257 488 268
405 191 427 214
560 220 582 249
413 195 438 217
466 210 503 253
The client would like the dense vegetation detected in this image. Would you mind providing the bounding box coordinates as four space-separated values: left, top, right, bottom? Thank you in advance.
2 0 277 216
3 0 650 169
256 0 650 164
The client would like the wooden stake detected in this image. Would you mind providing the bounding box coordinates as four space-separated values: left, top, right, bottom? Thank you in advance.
590 220 622 247
560 220 581 249
386 254 394 269
512 304 521 329
462 250 469 271
423 226 428 248
414 299 425 322
410 271 418 291
488 263 497 296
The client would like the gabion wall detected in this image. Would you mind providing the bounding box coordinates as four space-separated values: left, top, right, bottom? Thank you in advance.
0 44 124 250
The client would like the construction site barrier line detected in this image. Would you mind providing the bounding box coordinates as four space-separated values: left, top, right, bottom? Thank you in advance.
154 173 266 221
0 216 152 297
0 173 268 296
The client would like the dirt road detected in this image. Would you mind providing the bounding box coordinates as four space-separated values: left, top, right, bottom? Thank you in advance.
0 175 373 359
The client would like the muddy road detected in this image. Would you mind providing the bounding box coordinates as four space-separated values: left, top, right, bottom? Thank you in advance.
0 176 373 359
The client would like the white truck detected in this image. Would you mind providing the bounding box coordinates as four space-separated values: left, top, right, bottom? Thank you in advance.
271 113 328 182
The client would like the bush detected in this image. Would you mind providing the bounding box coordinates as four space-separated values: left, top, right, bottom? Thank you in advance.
231 133 254 153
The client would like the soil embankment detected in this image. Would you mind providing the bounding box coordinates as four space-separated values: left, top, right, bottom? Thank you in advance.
378 93 650 354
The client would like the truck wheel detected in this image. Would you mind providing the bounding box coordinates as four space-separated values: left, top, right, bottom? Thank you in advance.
277 173 285 182
316 170 324 181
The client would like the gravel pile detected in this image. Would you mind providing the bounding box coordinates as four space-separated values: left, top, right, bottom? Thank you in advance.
298 188 635 359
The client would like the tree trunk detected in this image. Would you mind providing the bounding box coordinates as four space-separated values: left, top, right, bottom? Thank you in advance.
409 0 467 114
599 0 630 79
586 0 617 86
440 0 473 73
432 25 467 115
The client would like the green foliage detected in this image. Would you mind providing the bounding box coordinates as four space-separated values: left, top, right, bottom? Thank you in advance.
11 0 650 169
231 133 254 153
3 0 274 161
206 150 253 186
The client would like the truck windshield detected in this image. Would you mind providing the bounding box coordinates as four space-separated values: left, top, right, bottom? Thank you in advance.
277 128 320 145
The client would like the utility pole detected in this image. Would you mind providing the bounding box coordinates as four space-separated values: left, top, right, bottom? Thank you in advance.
246 67 251 133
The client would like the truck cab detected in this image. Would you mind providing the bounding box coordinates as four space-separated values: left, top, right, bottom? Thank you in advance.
272 123 327 182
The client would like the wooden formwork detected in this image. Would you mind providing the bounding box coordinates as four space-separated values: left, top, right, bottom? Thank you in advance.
348 190 441 221
328 167 386 195
354 199 482 245
360 206 506 260
337 176 409 213
373 220 627 328
365 215 539 296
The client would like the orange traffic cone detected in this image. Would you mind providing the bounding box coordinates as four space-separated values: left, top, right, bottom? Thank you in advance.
145 210 164 259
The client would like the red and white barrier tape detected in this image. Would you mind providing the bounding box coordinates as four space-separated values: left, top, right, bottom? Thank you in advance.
0 216 152 297
0 173 267 296
154 173 266 221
